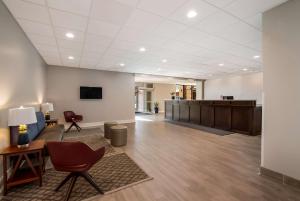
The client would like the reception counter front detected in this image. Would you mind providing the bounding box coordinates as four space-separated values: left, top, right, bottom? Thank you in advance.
165 100 262 135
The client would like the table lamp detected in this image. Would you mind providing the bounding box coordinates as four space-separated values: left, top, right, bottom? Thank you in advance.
8 106 37 148
41 103 54 120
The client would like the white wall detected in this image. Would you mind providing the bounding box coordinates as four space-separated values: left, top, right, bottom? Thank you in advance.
152 83 176 112
196 81 203 100
0 1 46 149
46 66 135 126
204 73 263 104
262 0 300 180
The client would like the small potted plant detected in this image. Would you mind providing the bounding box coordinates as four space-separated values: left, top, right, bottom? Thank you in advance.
154 102 159 114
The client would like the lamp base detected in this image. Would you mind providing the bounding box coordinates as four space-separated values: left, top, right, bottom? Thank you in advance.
18 133 30 149
45 114 50 120
17 143 29 149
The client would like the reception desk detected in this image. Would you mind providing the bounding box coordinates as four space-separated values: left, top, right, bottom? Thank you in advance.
165 100 262 135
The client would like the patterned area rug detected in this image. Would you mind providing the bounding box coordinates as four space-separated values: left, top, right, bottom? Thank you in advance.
63 127 118 157
1 128 152 201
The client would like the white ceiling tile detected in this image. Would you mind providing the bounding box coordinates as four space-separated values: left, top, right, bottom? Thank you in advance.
54 27 85 42
91 0 134 26
244 13 262 30
38 48 60 58
214 21 261 45
4 0 274 78
116 26 149 42
224 0 288 18
87 20 120 38
125 10 163 30
80 58 98 68
85 34 112 47
81 50 101 60
59 48 82 57
50 9 88 31
155 20 187 37
194 11 239 33
3 0 50 24
115 0 139 7
204 0 236 8
57 39 83 50
47 0 92 16
28 34 57 46
169 0 218 25
43 57 61 65
138 0 186 17
35 44 59 53
17 19 54 36
24 0 46 6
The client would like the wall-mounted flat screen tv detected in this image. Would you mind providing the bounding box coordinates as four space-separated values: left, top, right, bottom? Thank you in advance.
80 86 102 99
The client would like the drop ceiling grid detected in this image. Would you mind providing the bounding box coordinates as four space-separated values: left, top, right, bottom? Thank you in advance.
3 0 288 78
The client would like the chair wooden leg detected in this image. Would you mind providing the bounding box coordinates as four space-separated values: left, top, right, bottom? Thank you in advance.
81 172 103 194
65 123 75 133
55 172 73 191
65 175 78 201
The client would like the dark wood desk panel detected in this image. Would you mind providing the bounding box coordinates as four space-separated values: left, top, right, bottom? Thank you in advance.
214 106 232 130
179 101 190 122
189 101 201 124
173 101 180 121
165 100 262 135
200 101 214 127
165 101 173 120
231 106 253 134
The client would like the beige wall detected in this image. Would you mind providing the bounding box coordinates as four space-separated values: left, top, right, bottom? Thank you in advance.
262 0 300 180
46 66 135 126
0 1 46 149
152 83 176 112
204 73 263 104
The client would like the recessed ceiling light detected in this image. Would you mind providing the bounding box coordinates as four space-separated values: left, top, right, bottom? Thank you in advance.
65 32 74 39
187 10 197 18
242 68 248 71
120 63 125 67
253 55 260 59
139 47 146 52
219 63 224 66
162 59 167 63
68 56 74 60
157 68 161 71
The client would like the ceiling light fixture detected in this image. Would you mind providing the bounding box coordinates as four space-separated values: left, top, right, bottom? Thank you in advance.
253 55 260 59
187 10 198 18
139 47 146 52
65 32 74 39
120 63 125 67
162 59 167 63
68 56 74 60
157 68 161 71
242 68 248 71
219 63 224 66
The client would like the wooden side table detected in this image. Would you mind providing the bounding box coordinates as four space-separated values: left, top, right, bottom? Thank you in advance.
0 140 45 195
45 119 58 126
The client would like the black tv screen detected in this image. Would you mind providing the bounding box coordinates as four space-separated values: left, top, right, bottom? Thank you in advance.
80 86 102 99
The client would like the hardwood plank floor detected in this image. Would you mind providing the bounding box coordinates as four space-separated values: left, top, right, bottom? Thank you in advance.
89 114 300 201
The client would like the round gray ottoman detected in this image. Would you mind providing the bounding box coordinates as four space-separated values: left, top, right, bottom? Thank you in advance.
104 122 118 139
110 125 127 147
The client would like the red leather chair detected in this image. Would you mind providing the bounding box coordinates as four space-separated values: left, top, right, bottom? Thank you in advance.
47 141 105 201
64 111 83 133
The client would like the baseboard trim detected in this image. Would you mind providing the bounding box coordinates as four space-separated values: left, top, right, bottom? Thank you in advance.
64 119 136 130
260 167 300 188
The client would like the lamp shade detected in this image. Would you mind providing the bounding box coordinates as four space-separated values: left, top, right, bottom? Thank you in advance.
41 103 54 113
8 107 37 126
